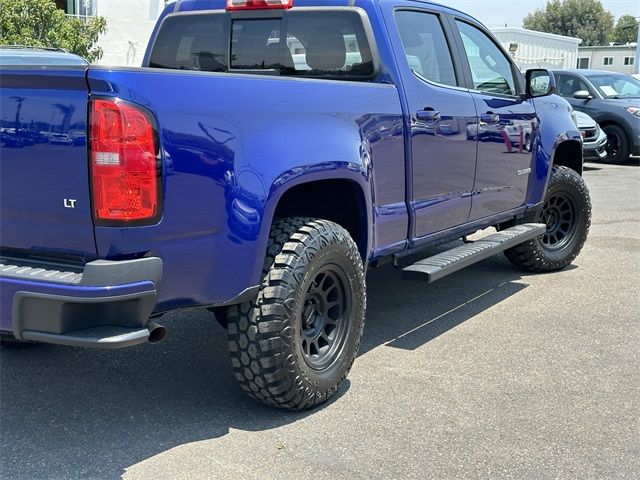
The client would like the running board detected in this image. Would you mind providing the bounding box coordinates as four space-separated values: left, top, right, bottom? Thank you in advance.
402 223 546 283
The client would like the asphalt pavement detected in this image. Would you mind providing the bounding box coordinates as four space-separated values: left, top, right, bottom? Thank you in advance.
1 159 639 480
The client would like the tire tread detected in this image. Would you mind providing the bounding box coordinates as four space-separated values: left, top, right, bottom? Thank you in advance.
505 166 591 272
227 217 365 410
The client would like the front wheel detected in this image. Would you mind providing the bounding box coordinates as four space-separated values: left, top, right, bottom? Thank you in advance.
227 217 366 410
601 124 630 164
505 166 591 272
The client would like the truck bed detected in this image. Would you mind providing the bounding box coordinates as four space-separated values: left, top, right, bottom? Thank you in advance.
0 64 404 321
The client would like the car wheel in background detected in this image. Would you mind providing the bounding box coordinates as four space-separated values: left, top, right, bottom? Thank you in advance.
601 124 629 164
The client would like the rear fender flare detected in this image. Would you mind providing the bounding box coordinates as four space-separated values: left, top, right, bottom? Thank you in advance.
260 165 373 263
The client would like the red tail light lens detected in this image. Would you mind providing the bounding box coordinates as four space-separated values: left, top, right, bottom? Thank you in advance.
90 99 161 225
226 0 293 11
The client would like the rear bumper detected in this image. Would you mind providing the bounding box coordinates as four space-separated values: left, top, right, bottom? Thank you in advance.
0 257 162 348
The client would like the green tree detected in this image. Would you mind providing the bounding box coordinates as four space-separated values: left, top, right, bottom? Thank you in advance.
523 0 614 46
610 14 639 44
0 0 107 62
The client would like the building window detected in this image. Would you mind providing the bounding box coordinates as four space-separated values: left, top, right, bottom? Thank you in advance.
603 57 614 66
577 57 590 69
60 0 96 21
624 57 635 66
57 0 96 16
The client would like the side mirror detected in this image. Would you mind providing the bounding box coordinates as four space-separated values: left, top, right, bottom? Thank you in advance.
524 69 556 98
573 90 592 100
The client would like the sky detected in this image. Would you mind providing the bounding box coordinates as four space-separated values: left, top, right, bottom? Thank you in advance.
439 0 640 28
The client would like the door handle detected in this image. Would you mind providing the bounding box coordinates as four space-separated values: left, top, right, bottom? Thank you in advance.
416 109 441 122
480 112 500 125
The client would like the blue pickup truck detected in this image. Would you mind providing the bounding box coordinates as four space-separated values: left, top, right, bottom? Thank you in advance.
0 0 591 410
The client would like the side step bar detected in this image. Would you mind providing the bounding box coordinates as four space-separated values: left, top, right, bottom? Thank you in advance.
403 223 546 283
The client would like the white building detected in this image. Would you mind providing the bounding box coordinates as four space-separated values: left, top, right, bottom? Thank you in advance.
58 0 165 66
490 27 582 71
577 45 638 75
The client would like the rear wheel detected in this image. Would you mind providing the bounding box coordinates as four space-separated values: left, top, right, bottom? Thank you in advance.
601 124 629 164
505 166 591 272
227 217 366 410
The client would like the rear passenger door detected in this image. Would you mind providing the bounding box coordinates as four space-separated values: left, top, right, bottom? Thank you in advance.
384 3 478 238
451 18 538 221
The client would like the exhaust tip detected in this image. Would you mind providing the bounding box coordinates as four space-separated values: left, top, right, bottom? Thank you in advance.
147 323 167 344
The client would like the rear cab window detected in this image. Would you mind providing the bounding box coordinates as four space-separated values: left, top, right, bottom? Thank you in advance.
148 9 376 80
394 10 458 87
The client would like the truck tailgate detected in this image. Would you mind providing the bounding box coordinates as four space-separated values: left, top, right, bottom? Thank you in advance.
0 68 96 259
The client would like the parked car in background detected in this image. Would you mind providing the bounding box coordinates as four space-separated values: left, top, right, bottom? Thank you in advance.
574 111 607 161
0 128 25 148
49 133 73 145
552 69 640 164
466 119 532 152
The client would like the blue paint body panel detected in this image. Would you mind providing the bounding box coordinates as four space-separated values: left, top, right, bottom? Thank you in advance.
87 68 404 310
0 0 581 335
0 68 96 260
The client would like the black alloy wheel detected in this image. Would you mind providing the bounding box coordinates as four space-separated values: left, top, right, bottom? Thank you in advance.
539 192 578 251
602 124 629 164
606 131 620 157
299 266 351 371
504 166 591 272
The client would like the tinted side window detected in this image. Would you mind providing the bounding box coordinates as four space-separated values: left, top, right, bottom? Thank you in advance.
556 75 590 98
394 11 457 87
149 14 228 72
149 11 375 80
456 21 516 96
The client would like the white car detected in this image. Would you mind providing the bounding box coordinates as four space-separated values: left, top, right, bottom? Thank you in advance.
49 133 72 145
466 119 532 151
504 120 533 151
574 110 607 160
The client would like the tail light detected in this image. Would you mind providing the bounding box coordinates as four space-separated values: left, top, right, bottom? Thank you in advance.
226 0 293 11
89 98 161 225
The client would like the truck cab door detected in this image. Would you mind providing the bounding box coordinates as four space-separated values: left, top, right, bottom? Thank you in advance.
382 3 478 239
450 18 538 221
